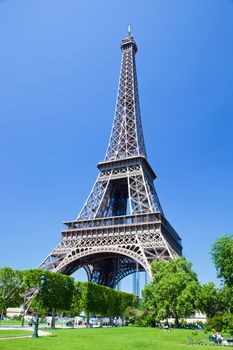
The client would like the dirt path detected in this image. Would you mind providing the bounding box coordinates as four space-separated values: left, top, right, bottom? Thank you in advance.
0 327 51 340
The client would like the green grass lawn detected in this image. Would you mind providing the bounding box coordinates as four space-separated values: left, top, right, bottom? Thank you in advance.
0 319 22 326
0 327 223 350
0 329 32 338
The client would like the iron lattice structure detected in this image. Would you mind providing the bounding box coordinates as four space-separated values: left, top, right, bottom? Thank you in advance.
39 30 182 288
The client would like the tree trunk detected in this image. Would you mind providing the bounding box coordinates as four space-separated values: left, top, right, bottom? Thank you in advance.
21 306 27 327
21 315 25 327
51 308 56 329
110 316 114 327
86 313 90 327
174 313 180 328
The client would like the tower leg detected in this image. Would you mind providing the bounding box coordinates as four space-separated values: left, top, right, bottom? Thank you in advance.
136 261 140 297
133 261 140 296
145 271 148 286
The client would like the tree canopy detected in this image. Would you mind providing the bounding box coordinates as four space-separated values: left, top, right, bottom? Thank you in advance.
0 267 24 314
23 269 74 312
143 257 200 326
196 282 219 317
211 234 233 287
205 234 233 332
71 281 138 318
0 267 138 323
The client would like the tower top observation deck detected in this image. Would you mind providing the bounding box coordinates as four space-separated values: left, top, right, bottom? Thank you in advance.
121 25 138 52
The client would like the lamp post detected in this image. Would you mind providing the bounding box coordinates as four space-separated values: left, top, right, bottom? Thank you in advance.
32 273 46 338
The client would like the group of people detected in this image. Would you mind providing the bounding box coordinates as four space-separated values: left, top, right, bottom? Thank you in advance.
211 331 225 343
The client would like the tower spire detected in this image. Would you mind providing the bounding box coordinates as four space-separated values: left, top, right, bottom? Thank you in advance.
105 31 145 161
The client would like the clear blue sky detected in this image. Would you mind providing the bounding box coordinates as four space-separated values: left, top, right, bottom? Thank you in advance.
0 0 233 293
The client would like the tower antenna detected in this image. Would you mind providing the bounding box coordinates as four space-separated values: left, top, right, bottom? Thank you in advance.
128 24 131 37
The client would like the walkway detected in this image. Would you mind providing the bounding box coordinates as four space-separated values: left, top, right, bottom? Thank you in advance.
0 327 51 340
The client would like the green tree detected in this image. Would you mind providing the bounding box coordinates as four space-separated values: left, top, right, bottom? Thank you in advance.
70 282 83 317
123 306 144 325
196 282 219 317
211 234 233 287
142 283 159 326
143 257 200 327
70 281 138 325
115 290 138 317
206 311 233 333
23 269 74 327
206 234 233 333
71 282 110 324
0 267 24 316
217 285 233 314
82 282 107 320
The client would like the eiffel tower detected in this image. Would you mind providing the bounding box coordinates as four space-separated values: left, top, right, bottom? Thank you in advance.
39 27 182 288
